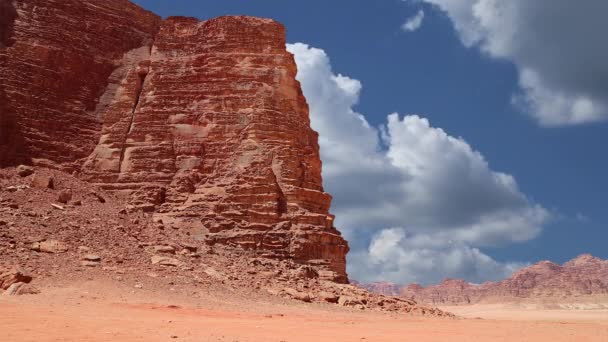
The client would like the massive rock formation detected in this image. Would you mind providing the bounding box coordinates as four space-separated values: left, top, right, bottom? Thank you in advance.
0 0 349 281
362 255 608 305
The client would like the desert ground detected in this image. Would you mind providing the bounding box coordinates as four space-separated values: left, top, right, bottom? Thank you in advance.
2 280 607 342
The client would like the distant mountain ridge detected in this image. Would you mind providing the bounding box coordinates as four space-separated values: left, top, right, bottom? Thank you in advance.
357 254 608 305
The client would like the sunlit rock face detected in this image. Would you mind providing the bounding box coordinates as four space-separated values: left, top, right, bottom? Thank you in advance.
0 0 349 282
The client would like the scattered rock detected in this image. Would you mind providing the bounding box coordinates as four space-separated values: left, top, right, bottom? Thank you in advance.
31 240 69 253
51 203 65 210
16 165 34 177
57 189 73 204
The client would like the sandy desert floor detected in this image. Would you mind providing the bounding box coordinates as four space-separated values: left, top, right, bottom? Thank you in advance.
442 303 608 322
2 282 608 342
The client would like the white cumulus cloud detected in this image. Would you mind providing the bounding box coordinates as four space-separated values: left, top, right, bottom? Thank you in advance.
402 10 425 32
415 0 608 126
287 42 549 285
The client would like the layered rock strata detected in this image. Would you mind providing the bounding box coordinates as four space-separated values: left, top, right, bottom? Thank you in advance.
0 0 349 281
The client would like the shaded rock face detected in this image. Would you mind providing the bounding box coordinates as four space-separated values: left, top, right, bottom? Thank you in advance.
0 0 349 281
0 0 17 48
0 0 161 167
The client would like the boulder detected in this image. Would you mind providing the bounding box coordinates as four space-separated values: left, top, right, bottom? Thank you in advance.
31 240 68 253
293 265 319 279
16 165 34 177
338 296 364 307
180 243 198 253
83 254 102 262
151 256 182 267
89 191 106 203
81 261 100 267
283 288 312 303
57 189 73 204
0 268 33 290
3 282 40 296
318 291 339 304
31 174 54 189
153 245 176 254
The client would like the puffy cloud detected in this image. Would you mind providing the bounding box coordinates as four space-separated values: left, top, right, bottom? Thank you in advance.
287 43 549 284
401 10 425 32
349 228 524 284
416 0 608 126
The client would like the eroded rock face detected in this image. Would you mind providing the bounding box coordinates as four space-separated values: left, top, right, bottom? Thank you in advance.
0 0 349 281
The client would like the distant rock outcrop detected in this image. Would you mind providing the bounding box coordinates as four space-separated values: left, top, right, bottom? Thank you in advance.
355 281 401 297
0 0 348 281
360 255 608 305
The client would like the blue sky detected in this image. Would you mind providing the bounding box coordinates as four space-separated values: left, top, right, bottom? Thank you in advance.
133 0 608 284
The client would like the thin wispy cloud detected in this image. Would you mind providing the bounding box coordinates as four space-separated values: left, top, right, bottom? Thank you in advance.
401 10 425 32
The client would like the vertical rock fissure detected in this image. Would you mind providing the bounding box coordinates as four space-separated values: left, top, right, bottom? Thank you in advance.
118 66 149 173
271 165 288 217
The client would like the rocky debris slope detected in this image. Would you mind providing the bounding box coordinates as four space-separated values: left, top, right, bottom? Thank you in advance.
360 255 608 305
0 167 452 317
0 0 348 281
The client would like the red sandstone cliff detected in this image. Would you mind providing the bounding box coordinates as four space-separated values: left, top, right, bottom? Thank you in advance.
360 255 608 305
0 0 348 281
